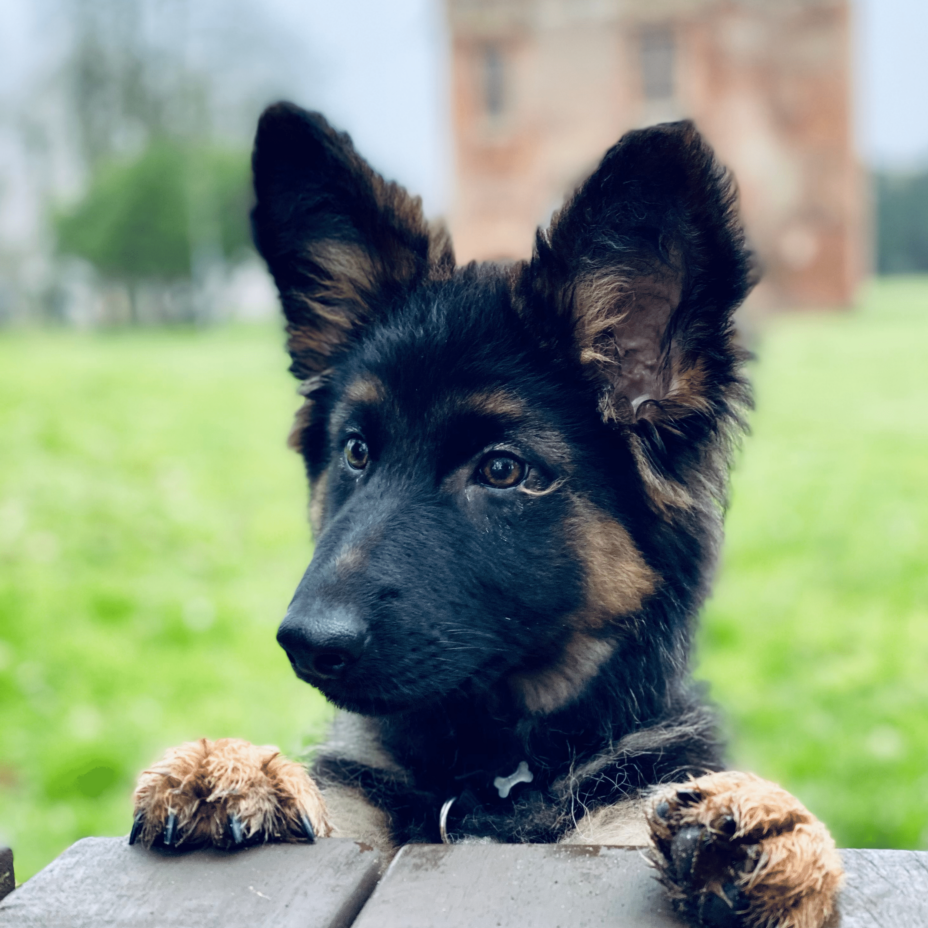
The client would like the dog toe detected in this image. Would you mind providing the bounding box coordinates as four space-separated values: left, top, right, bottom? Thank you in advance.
647 772 843 928
131 737 331 850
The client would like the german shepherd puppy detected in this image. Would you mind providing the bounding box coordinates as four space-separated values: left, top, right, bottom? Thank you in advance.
132 103 844 928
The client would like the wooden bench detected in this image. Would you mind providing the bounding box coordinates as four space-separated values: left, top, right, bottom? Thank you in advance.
0 840 925 926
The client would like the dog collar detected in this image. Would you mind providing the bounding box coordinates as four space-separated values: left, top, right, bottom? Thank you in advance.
439 760 535 844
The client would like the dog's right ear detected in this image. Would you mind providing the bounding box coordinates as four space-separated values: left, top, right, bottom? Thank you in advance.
515 121 753 508
252 102 454 379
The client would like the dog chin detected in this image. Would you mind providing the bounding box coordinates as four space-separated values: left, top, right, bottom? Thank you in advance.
321 688 428 716
306 678 443 716
295 657 505 716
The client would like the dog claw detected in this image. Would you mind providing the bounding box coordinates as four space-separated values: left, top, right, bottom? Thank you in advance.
128 812 144 846
163 810 177 847
699 883 745 928
654 799 670 820
300 812 316 843
229 813 244 846
675 788 703 805
670 824 705 881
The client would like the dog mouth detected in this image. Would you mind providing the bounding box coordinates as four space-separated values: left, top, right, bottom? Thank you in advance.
320 687 425 716
298 671 436 715
286 648 503 716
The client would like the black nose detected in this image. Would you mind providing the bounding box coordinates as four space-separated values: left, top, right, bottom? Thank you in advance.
277 605 367 681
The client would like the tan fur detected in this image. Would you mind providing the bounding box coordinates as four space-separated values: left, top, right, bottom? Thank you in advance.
510 632 615 715
322 784 395 858
287 374 329 452
286 163 454 376
309 471 328 537
285 375 335 539
509 496 657 713
464 389 524 419
554 260 735 518
132 738 331 849
287 399 314 453
566 252 684 419
324 711 404 773
327 375 387 444
627 432 696 514
572 269 633 355
527 214 722 437
560 797 651 847
566 496 658 629
344 373 385 406
648 771 844 928
307 241 378 297
519 478 567 499
427 221 456 280
666 356 713 416
334 545 366 578
286 317 354 372
308 174 441 305
574 267 677 411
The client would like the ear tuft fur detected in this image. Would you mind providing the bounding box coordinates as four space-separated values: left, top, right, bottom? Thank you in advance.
252 102 454 378
516 121 754 509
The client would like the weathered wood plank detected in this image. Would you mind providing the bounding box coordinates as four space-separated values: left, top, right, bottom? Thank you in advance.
351 845 928 928
0 848 13 903
352 844 683 928
1 839 925 927
839 849 928 928
0 837 381 928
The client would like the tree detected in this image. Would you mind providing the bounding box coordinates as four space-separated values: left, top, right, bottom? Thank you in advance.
875 168 928 274
55 139 253 321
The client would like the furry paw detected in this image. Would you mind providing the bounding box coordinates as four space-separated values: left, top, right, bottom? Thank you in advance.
647 771 843 928
130 738 331 850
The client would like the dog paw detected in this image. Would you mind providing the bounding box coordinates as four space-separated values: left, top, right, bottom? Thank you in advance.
647 771 843 928
130 737 331 850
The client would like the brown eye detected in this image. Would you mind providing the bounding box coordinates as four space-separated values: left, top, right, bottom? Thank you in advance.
344 437 369 470
479 454 526 489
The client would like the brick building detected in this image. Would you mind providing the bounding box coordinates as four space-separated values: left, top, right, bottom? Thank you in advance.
447 0 865 310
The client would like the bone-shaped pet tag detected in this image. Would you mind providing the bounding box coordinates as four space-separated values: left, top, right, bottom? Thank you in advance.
494 761 534 799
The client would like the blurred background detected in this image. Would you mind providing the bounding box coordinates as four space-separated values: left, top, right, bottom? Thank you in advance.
0 0 926 881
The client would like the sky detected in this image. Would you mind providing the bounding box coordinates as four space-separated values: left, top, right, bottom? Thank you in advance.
854 0 928 169
0 0 926 221
269 0 928 177
252 0 928 208
263 0 452 214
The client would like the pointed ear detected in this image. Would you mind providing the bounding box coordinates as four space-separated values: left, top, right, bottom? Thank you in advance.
251 102 455 378
516 121 754 502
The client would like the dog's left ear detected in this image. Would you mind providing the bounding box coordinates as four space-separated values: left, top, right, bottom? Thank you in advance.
516 121 753 495
252 102 455 379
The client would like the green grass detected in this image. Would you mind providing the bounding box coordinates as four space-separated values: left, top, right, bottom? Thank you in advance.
0 325 332 881
0 277 926 880
699 277 928 850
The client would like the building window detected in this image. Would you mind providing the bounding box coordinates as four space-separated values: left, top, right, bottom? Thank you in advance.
640 25 675 101
484 44 505 117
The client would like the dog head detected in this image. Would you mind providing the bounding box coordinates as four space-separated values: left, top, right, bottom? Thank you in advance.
252 103 751 718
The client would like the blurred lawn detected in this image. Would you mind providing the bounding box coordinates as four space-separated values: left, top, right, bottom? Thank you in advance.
701 276 928 850
0 277 926 881
0 324 332 881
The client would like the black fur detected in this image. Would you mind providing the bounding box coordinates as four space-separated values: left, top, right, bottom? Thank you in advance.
251 103 753 847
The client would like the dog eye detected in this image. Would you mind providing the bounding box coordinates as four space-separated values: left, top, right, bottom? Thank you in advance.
344 437 370 470
478 454 526 489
